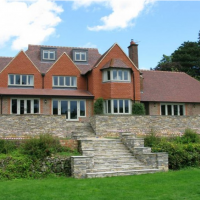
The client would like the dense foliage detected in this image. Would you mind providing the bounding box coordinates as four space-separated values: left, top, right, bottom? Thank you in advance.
132 102 145 115
94 98 104 114
145 129 200 170
0 134 77 180
153 31 200 80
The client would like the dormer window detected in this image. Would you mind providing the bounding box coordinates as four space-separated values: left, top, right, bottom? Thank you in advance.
41 48 57 61
75 52 86 61
43 50 55 60
73 49 88 63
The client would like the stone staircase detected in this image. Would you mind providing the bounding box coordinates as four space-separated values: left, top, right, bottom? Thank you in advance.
79 138 160 178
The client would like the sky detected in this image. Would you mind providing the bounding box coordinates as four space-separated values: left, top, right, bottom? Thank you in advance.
0 0 200 70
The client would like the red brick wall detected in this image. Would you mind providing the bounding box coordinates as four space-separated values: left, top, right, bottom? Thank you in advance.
0 51 42 88
88 44 141 101
44 54 87 90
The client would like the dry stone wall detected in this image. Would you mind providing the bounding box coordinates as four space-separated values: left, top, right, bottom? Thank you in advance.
90 115 200 137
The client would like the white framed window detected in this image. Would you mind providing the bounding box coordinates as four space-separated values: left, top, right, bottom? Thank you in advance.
43 50 55 60
103 69 131 82
160 103 185 116
75 52 86 61
11 98 40 114
104 99 131 114
52 99 86 120
53 76 77 87
8 74 34 86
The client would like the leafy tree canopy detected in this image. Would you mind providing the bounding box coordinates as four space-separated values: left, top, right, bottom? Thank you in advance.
153 31 200 81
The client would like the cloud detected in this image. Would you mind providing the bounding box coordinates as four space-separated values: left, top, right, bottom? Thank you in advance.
72 0 156 31
0 0 63 50
82 42 97 48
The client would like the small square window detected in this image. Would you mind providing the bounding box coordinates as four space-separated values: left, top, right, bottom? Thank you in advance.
42 49 56 60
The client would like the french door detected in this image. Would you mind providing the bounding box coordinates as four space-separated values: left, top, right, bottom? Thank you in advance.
53 100 86 121
11 99 40 114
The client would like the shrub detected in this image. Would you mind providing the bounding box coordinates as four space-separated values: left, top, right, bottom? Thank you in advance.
94 98 104 114
0 140 18 154
132 103 145 115
21 134 63 159
181 129 200 144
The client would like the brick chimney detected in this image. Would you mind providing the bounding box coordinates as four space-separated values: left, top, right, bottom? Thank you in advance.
128 39 139 68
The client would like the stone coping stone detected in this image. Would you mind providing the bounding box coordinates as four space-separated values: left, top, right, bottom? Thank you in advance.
82 149 95 151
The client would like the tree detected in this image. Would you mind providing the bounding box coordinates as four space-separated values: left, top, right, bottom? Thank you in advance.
172 42 200 80
153 32 200 80
153 54 182 72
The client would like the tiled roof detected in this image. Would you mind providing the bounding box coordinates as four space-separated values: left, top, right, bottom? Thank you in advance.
0 87 94 98
101 58 132 70
25 45 101 74
0 57 13 72
140 70 200 103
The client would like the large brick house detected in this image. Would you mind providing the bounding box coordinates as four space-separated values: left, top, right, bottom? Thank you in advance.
0 40 199 121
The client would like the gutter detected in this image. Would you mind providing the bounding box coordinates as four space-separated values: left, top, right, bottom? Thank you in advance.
41 73 45 89
1 95 2 114
133 71 135 103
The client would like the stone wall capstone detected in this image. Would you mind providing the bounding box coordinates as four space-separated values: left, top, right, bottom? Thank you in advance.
90 115 200 137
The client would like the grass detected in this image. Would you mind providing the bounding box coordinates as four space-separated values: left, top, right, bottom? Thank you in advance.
0 169 200 200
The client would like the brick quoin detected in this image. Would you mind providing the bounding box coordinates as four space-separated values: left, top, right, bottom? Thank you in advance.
45 53 87 90
0 51 42 89
88 44 141 101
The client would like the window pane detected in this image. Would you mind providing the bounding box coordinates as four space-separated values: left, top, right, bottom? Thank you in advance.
124 71 128 80
27 100 31 114
61 101 68 118
71 77 76 86
125 100 129 113
53 76 58 86
118 70 123 80
174 105 178 115
9 75 14 84
180 105 184 116
113 70 117 80
75 53 80 61
12 99 17 114
49 52 55 59
161 105 165 115
22 75 27 85
59 76 64 86
16 75 20 84
119 100 123 113
113 100 118 113
107 71 110 81
70 101 77 119
28 75 33 85
167 105 172 115
65 77 70 86
34 100 39 113
53 101 58 115
81 53 86 61
43 51 48 59
108 100 111 113
80 101 85 116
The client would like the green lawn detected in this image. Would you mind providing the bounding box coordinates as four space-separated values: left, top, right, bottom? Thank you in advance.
0 169 200 200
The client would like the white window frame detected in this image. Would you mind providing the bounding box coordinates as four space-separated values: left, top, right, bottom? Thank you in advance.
52 76 77 87
75 52 87 61
8 74 34 86
52 99 86 121
104 99 131 114
160 103 185 116
10 98 40 114
103 69 131 82
43 50 55 60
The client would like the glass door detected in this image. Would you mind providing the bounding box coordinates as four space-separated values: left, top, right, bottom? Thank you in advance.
70 101 77 120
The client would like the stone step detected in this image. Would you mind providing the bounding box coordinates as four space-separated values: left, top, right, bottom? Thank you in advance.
93 163 144 169
86 169 161 178
87 166 145 173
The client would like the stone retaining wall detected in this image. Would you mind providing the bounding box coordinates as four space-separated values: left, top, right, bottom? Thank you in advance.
0 115 69 138
90 115 200 137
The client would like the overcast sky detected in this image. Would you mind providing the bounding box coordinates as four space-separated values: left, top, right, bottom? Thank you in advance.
0 0 200 69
